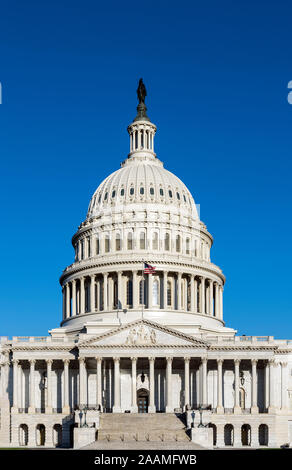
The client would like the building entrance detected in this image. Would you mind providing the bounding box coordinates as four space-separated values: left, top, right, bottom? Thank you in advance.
137 389 149 413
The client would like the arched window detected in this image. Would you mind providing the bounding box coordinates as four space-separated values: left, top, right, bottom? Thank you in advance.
160 188 164 196
96 236 100 255
36 424 46 446
167 281 172 306
130 187 134 196
140 232 146 249
127 280 133 307
120 188 125 196
19 424 29 446
116 233 121 251
140 186 144 195
259 424 268 446
105 234 110 253
224 424 234 446
81 239 84 260
153 279 159 306
186 238 190 255
152 232 158 250
208 424 217 446
176 235 181 252
127 232 133 250
150 187 154 196
241 424 251 446
53 424 62 447
165 233 170 251
87 238 91 257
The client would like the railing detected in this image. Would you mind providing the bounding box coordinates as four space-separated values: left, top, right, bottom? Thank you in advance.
10 336 72 343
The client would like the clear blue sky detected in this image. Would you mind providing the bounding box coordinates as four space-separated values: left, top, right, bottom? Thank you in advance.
0 0 291 338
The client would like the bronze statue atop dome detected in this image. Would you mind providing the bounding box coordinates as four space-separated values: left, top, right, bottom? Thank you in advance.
137 78 147 104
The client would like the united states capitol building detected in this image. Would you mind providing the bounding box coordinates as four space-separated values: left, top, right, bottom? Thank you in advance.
1 81 292 449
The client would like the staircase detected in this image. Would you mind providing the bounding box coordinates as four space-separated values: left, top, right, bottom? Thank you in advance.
97 413 190 443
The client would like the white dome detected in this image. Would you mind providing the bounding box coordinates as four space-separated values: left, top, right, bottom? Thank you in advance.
87 157 199 220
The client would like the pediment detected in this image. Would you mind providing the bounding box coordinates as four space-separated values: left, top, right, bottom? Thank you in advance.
78 319 209 349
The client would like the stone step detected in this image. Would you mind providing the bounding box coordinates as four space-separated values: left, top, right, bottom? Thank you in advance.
97 430 190 443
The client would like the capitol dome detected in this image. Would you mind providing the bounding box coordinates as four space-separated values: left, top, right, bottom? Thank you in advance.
60 84 227 337
87 154 199 220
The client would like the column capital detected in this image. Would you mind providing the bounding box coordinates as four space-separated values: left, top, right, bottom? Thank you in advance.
166 356 173 363
130 356 138 362
184 356 191 363
251 358 258 366
79 357 86 364
29 359 36 365
103 272 109 277
234 358 241 366
217 358 224 365
63 359 70 366
280 361 288 367
201 356 207 364
148 356 155 363
12 359 19 365
95 356 102 363
269 359 276 367
113 356 120 363
46 359 53 366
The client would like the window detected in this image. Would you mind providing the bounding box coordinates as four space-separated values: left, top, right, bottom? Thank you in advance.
96 236 100 255
87 238 91 257
140 187 144 195
186 238 190 255
139 280 146 305
98 195 101 203
120 188 125 196
169 190 173 198
130 187 134 196
176 192 180 200
183 194 186 202
105 235 110 253
104 192 108 200
160 188 164 196
127 232 133 250
140 232 146 249
127 280 133 306
167 281 172 306
81 239 84 260
150 187 154 195
176 235 181 252
152 232 158 250
116 233 121 251
165 233 170 251
112 190 116 198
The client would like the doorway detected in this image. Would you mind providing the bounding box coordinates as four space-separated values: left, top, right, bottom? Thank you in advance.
137 388 149 413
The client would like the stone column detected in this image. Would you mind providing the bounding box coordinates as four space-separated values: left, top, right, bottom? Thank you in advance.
28 359 36 413
46 359 53 414
149 357 156 412
63 359 70 414
113 357 121 412
66 282 71 318
131 357 138 412
80 277 85 314
281 362 288 411
103 273 108 310
148 273 153 309
117 271 123 309
62 287 65 320
234 359 241 414
194 277 198 312
72 279 77 316
177 273 182 310
96 357 102 410
184 357 190 410
132 270 138 309
208 280 213 315
213 282 218 317
202 357 207 406
163 271 168 308
219 285 223 320
165 357 173 412
264 361 269 411
190 275 194 312
12 359 19 411
268 360 276 413
79 358 87 407
216 359 224 413
90 275 95 312
199 277 205 314
251 359 258 414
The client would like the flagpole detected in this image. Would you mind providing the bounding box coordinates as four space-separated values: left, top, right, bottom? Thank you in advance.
142 260 145 321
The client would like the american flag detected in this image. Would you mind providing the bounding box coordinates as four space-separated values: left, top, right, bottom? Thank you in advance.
144 262 156 274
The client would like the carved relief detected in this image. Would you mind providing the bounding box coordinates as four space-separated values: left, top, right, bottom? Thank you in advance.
125 325 157 346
